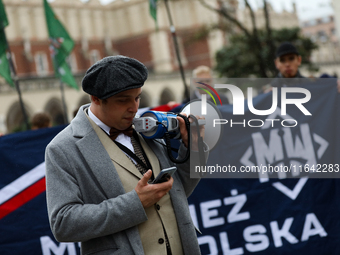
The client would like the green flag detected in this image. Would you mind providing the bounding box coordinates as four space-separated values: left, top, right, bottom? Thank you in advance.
43 0 78 90
0 0 8 29
57 61 78 90
0 23 6 56
0 0 13 87
0 50 13 87
149 0 158 25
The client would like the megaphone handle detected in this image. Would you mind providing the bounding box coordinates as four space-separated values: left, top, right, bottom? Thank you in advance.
163 113 191 164
198 136 205 167
189 114 206 170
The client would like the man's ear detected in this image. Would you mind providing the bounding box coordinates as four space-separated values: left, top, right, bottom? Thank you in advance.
274 57 279 70
91 95 101 105
297 55 302 66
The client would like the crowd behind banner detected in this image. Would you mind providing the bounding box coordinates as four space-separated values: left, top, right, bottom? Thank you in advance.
0 80 339 255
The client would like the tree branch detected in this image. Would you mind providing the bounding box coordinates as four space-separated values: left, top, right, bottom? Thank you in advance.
244 0 268 77
244 0 257 33
263 0 276 73
198 0 251 38
263 0 271 33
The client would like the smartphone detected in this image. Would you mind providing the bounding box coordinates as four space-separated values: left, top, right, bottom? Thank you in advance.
152 166 177 184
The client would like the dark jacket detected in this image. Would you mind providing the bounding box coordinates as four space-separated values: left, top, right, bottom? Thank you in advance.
271 71 307 88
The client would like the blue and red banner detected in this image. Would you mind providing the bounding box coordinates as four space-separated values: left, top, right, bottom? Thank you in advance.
0 126 81 255
1 80 340 254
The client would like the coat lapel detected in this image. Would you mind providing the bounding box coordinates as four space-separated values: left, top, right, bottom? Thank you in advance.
75 128 125 199
86 111 161 179
72 105 126 199
88 118 143 180
87 111 142 179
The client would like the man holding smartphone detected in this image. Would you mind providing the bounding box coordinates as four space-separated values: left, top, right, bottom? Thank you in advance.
45 55 206 255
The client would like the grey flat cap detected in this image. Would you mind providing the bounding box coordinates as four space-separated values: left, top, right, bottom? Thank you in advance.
82 55 148 99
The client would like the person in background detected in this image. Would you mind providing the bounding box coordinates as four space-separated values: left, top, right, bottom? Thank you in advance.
31 112 52 130
274 42 304 79
192 65 230 104
271 42 340 93
171 65 230 113
270 42 306 88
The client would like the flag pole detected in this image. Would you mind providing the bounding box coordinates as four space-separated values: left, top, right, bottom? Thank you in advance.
59 80 69 124
163 0 190 101
53 59 69 125
51 47 69 125
44 0 78 125
1 26 30 131
8 54 30 130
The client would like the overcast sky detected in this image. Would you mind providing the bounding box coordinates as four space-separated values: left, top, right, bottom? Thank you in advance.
97 0 334 21
246 0 334 21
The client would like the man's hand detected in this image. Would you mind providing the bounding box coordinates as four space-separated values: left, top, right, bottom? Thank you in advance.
177 113 205 150
135 170 173 208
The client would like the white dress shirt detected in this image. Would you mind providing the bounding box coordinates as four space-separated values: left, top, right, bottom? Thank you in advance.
88 107 136 163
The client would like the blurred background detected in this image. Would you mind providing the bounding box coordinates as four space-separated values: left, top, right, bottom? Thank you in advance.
0 0 339 134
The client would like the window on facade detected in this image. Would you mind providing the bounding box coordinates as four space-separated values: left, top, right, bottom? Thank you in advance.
34 52 49 76
317 30 326 37
309 20 317 26
89 50 101 66
317 30 328 42
6 52 16 70
66 54 78 73
171 37 188 67
322 16 330 23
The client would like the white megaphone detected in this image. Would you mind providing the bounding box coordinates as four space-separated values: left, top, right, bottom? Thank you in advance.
133 99 222 151
181 99 223 151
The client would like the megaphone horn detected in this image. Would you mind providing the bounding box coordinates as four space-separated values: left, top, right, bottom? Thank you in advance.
181 99 223 151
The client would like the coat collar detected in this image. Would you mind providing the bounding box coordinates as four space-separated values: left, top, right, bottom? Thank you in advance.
71 104 94 138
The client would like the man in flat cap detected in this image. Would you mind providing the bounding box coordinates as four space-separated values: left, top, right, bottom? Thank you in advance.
45 55 205 255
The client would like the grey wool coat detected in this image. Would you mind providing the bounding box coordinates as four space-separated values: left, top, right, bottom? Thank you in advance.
45 104 202 255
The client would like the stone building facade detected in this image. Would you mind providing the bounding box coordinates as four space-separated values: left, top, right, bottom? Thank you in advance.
0 0 225 133
237 2 299 31
0 0 324 134
334 0 340 41
301 15 340 77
